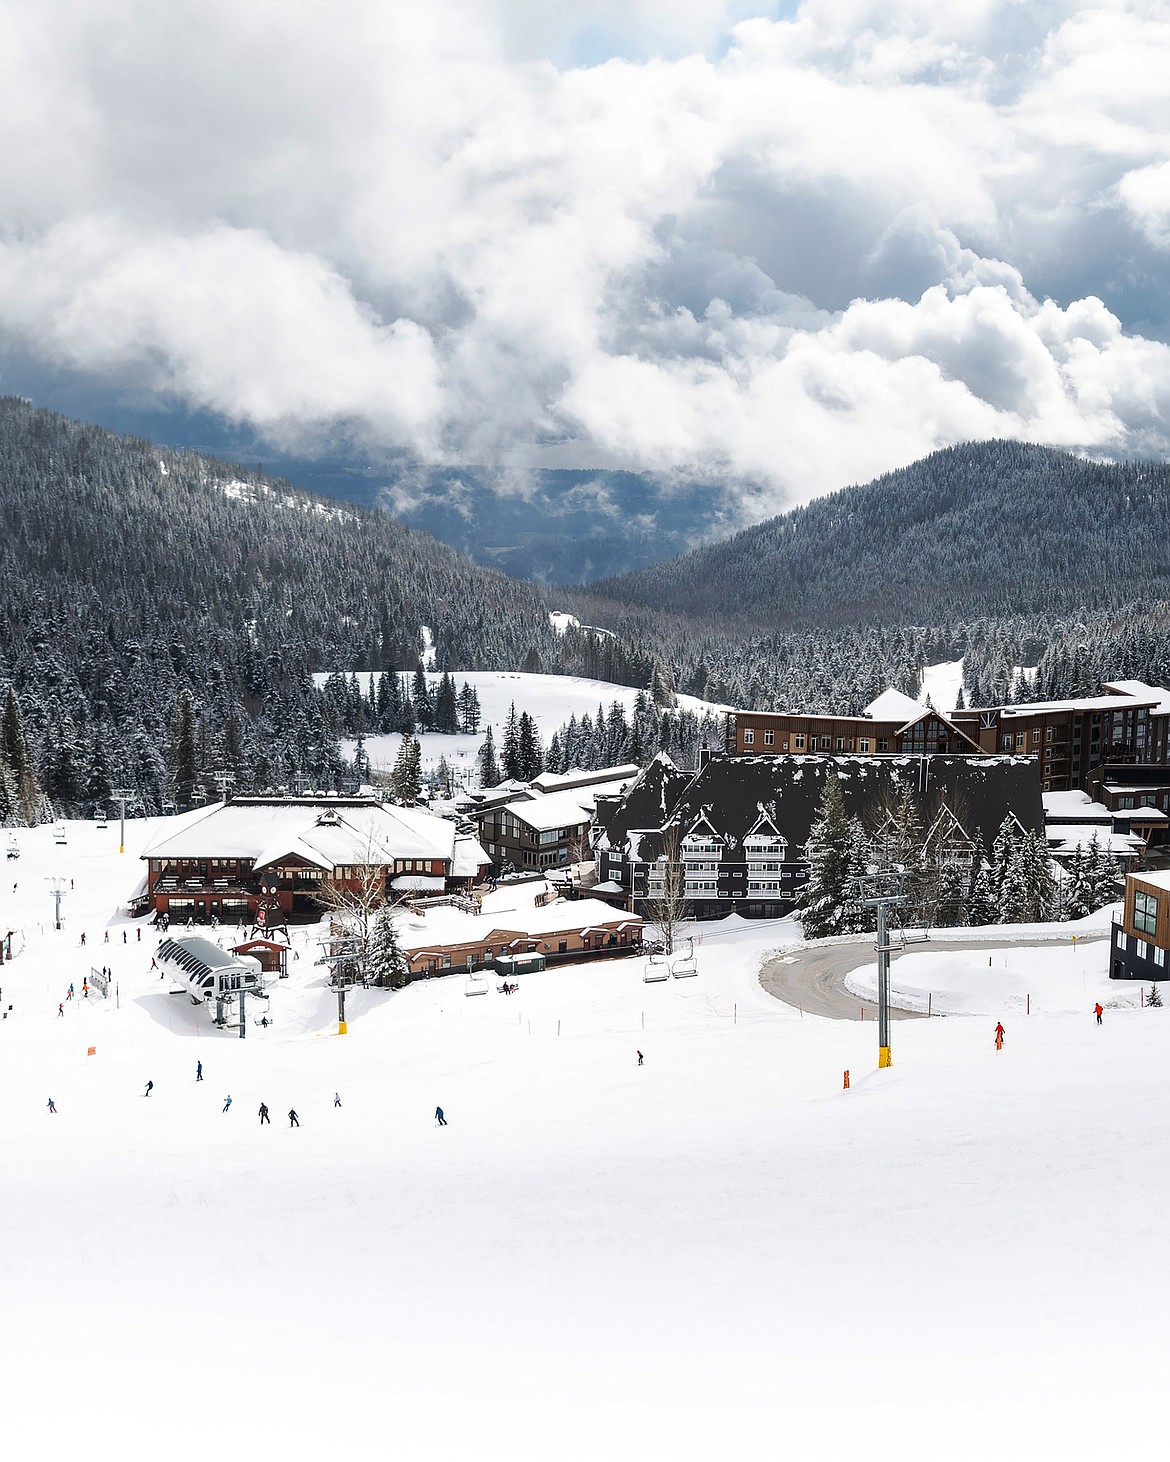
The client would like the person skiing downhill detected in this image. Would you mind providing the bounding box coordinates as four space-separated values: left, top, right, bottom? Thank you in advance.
435 1106 447 1126
196 1060 203 1082
637 1050 644 1066
144 1080 153 1097
222 1095 232 1113
334 1092 341 1107
1094 1002 1104 1025
259 1103 270 1125
57 1003 63 1017
47 1098 56 1113
288 1109 299 1127
995 1021 1005 1050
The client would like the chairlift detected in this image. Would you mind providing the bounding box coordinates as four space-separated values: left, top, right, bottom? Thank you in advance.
5 834 19 861
95 810 108 829
642 953 670 984
464 973 489 997
53 821 67 846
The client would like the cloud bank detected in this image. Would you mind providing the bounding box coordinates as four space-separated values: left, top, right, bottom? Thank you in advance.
1 0 1168 516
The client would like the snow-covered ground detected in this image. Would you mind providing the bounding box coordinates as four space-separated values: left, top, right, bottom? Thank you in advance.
312 669 728 784
1 818 1168 1459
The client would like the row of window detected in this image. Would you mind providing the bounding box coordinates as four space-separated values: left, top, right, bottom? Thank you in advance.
742 730 887 753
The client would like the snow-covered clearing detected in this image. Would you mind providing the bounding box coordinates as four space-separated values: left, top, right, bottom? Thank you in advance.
312 669 728 784
0 819 1166 1459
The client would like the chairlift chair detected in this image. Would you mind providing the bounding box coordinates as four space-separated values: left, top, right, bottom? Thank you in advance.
6 834 19 860
464 973 489 997
642 953 670 983
53 822 67 845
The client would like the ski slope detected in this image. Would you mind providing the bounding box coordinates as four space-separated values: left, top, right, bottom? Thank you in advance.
0 818 1167 1460
312 669 728 784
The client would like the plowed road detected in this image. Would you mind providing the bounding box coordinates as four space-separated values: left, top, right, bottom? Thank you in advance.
759 934 1108 1020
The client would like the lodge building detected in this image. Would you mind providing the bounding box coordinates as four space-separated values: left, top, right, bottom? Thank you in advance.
594 750 1044 921
726 681 1170 797
1110 869 1170 981
140 795 489 925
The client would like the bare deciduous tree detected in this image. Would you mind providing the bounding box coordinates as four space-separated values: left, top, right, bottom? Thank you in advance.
643 829 690 954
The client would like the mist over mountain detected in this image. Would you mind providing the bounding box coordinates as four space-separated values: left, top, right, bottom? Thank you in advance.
593 441 1170 629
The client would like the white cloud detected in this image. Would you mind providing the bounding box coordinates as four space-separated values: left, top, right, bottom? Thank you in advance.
0 1 1168 517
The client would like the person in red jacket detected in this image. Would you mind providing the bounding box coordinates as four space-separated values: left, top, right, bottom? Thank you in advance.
1094 1002 1103 1025
994 1021 1005 1050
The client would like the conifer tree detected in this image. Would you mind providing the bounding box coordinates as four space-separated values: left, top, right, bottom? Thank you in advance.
800 774 869 939
478 725 500 788
367 907 410 989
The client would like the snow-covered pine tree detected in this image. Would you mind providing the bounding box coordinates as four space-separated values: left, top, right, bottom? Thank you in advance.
366 907 410 989
390 736 422 804
799 774 869 939
478 726 500 788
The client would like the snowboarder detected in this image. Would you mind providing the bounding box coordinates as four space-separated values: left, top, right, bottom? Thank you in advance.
47 1098 56 1113
222 1095 232 1113
435 1106 447 1126
288 1109 299 1127
196 1060 203 1082
144 1080 153 1097
995 1021 1005 1050
259 1103 270 1125
334 1092 341 1107
637 1050 644 1066
1094 1002 1103 1025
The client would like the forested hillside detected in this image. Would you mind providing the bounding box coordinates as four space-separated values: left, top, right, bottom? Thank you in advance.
6 403 1170 825
594 442 1170 628
0 399 643 819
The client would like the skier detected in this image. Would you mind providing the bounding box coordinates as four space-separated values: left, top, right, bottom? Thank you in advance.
103 931 108 944
136 927 141 942
994 1021 1005 1050
144 1080 153 1098
288 1109 299 1127
57 1003 64 1017
82 980 88 998
196 1060 203 1082
334 1092 342 1107
637 1050 644 1066
47 1098 56 1114
1094 1002 1104 1025
122 930 127 944
222 1095 232 1113
80 932 86 946
259 1103 270 1125
435 1106 447 1126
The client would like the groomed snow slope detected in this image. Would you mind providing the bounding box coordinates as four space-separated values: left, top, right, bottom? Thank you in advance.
0 819 1166 1460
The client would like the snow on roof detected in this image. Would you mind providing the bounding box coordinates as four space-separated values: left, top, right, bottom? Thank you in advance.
1047 826 1145 855
394 888 637 955
863 687 922 722
451 833 490 878
1102 681 1170 715
391 875 446 892
530 765 640 793
1043 790 1111 820
1001 685 1165 717
506 791 593 833
142 798 456 868
1133 869 1170 890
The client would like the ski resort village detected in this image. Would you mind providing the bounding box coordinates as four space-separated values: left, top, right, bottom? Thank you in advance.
4 657 1170 1458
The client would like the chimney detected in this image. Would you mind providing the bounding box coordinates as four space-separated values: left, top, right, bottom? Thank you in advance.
698 740 711 769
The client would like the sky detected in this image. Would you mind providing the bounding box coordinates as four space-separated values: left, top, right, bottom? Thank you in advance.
2 0 1169 519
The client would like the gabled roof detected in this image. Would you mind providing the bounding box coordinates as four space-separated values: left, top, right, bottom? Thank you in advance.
611 754 1044 864
142 797 457 869
863 687 922 722
592 754 695 850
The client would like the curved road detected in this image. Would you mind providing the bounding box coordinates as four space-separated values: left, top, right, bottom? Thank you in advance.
760 933 1109 1021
